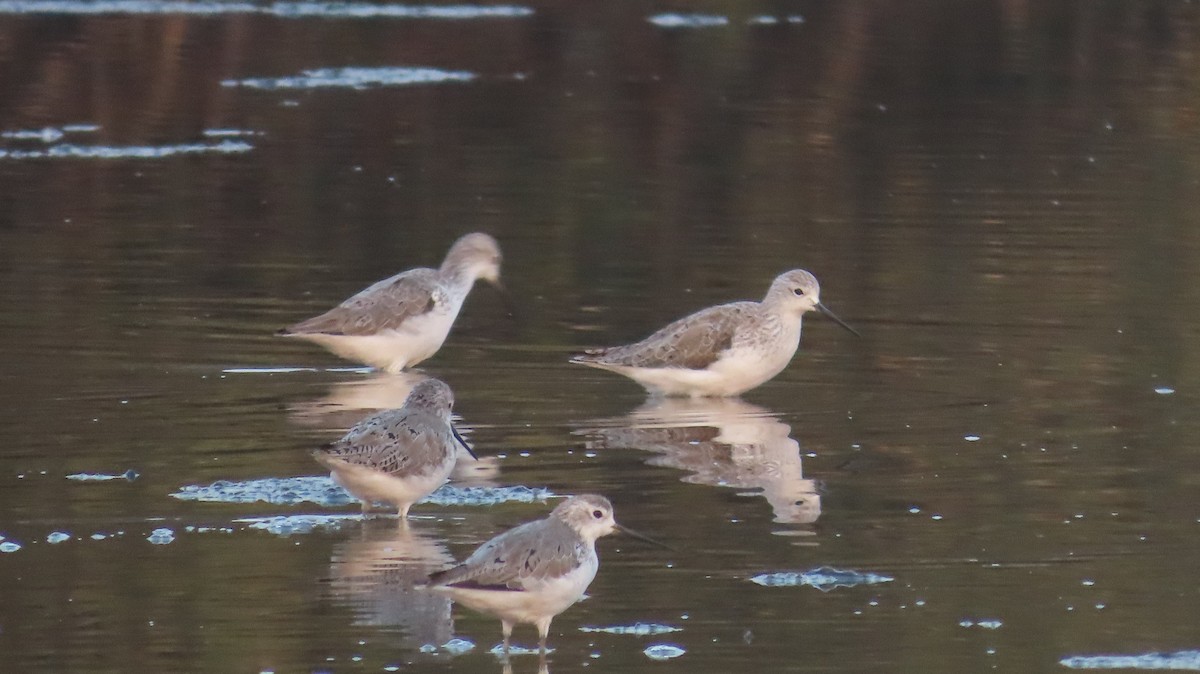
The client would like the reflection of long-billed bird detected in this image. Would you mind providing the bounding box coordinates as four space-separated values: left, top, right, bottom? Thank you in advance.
571 269 858 397
313 379 477 518
580 398 820 525
328 519 455 646
279 232 504 372
292 371 500 486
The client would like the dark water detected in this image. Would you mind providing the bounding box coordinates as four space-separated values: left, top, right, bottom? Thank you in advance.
3 1 1200 671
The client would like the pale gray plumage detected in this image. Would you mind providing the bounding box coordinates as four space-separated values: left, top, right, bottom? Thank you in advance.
313 378 472 518
426 494 645 653
279 232 503 372
286 268 444 337
427 517 588 590
572 269 858 397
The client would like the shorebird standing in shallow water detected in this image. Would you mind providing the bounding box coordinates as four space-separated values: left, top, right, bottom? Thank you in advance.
424 494 667 654
312 378 476 519
571 269 859 397
279 232 503 372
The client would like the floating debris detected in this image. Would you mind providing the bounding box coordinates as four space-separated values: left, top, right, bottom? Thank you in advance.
172 476 552 508
147 528 175 544
0 1 534 18
66 469 139 482
750 566 895 591
0 541 21 553
0 140 251 160
580 623 682 636
959 618 1003 629
643 644 686 660
222 67 476 91
647 12 727 28
1060 651 1200 670
46 532 71 544
1154 386 1175 395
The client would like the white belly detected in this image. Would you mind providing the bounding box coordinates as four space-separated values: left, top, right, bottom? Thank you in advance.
328 459 453 510
436 557 598 627
604 341 800 397
296 310 458 372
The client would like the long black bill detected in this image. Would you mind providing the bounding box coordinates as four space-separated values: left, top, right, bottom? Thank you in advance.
451 424 478 460
815 302 861 338
615 523 675 551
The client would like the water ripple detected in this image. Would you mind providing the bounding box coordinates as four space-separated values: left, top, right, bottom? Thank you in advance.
580 623 682 636
171 476 553 507
222 66 476 90
750 567 895 591
1060 651 1200 670
0 1 534 18
0 140 251 160
647 13 727 28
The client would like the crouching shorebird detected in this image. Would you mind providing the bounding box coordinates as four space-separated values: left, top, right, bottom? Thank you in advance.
313 378 476 519
279 232 504 372
424 495 667 654
571 269 859 397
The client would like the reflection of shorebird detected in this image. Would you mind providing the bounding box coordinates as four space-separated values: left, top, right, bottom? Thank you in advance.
292 371 501 486
313 379 477 518
424 495 666 654
328 518 454 646
580 398 821 525
571 269 858 397
279 232 504 372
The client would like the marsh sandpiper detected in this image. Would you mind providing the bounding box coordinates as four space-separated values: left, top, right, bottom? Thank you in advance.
571 269 858 397
312 378 476 518
279 232 503 372
424 494 666 653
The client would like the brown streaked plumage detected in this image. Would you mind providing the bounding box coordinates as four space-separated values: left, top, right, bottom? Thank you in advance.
313 378 476 518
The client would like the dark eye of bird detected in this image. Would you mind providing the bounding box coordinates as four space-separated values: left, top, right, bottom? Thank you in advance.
592 510 603 519
793 288 805 296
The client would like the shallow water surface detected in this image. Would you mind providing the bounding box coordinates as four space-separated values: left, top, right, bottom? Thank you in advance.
3 1 1200 672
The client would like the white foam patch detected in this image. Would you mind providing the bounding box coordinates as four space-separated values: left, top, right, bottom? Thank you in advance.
643 644 686 660
203 128 263 137
647 13 728 28
0 1 534 18
66 470 139 482
580 623 682 636
1061 651 1200 670
488 644 553 657
750 567 895 591
222 66 476 90
236 513 362 535
0 140 251 159
171 476 553 507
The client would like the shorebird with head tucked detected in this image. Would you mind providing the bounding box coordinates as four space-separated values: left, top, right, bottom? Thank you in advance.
571 269 859 397
313 378 476 519
424 494 666 654
279 232 503 372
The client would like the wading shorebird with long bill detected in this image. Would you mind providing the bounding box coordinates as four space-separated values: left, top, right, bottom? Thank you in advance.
423 494 668 654
312 378 476 519
571 269 859 397
279 232 504 372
